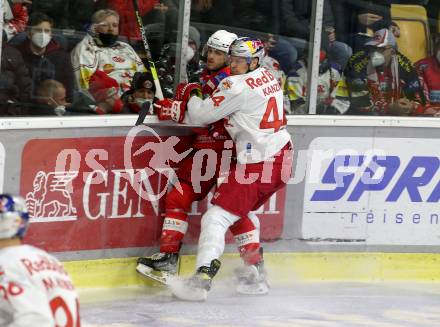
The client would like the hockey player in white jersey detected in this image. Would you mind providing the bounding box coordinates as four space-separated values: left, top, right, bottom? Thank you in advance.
0 194 81 326
157 37 293 301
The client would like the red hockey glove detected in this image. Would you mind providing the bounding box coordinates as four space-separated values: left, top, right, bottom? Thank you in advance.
155 98 186 122
155 98 174 120
174 82 202 103
163 82 202 122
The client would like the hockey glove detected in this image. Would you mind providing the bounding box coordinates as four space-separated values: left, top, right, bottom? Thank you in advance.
169 82 202 122
174 82 202 103
155 98 174 120
155 98 187 122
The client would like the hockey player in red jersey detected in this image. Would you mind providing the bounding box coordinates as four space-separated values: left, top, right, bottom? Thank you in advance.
156 37 292 301
415 37 440 116
0 194 81 326
137 31 267 293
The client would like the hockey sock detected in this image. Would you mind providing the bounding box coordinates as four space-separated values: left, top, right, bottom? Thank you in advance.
159 183 195 253
229 213 261 265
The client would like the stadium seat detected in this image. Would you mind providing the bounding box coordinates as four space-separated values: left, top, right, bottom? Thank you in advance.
391 4 430 64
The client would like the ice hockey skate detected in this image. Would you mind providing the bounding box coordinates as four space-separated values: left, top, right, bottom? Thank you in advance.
136 252 179 285
169 259 221 301
234 260 269 295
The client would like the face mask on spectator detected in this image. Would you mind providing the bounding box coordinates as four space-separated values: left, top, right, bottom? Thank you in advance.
135 98 152 107
186 45 195 63
32 32 51 48
370 51 385 67
128 98 153 113
97 33 118 47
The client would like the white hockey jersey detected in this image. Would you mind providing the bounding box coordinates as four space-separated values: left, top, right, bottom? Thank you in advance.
185 67 291 163
71 34 146 95
0 245 80 327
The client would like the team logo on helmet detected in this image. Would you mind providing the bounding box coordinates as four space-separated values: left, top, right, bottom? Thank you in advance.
245 39 264 54
142 80 153 89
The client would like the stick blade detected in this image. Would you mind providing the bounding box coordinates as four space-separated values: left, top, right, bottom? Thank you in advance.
135 101 151 126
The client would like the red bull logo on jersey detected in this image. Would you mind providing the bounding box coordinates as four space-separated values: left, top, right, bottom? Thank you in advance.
245 69 275 89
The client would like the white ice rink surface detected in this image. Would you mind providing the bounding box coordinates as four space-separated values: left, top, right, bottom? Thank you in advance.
80 281 440 327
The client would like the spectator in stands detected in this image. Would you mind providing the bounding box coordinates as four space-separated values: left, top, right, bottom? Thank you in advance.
71 9 146 114
16 12 75 102
28 79 67 116
0 32 32 115
345 28 424 116
86 70 125 114
279 0 352 71
155 26 202 97
122 71 156 113
415 36 440 116
331 0 409 53
3 0 29 41
287 47 350 115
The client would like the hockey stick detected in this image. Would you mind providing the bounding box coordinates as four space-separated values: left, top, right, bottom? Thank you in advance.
132 0 164 125
135 101 151 126
132 0 164 100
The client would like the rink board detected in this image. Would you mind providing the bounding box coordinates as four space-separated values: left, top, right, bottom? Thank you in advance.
1 115 440 284
63 252 440 288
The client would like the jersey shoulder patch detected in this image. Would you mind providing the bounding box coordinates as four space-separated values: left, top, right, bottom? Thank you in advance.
218 76 242 94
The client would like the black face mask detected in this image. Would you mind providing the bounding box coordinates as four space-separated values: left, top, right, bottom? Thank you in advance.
319 59 330 75
97 33 118 47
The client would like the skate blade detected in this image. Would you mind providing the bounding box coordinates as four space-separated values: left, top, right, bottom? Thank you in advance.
168 278 208 302
136 263 173 285
236 282 269 295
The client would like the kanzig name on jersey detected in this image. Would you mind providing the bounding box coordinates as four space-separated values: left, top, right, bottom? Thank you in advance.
262 82 281 96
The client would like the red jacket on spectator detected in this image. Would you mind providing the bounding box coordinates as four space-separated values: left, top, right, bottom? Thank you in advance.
415 56 440 107
104 0 159 41
4 4 29 40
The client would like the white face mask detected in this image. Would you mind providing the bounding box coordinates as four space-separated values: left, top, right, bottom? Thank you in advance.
186 45 195 63
436 51 440 64
134 98 152 107
31 32 51 48
370 51 385 67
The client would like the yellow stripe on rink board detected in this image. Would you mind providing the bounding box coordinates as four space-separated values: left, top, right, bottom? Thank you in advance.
63 253 440 288
62 258 155 288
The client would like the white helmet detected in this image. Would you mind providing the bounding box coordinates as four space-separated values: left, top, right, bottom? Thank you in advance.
229 37 265 65
0 194 29 240
206 30 238 53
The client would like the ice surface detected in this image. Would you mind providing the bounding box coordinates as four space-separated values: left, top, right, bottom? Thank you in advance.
80 280 440 327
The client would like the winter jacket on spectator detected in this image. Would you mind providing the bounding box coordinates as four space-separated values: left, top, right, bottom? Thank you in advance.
415 55 440 111
71 34 146 95
16 38 75 101
287 59 350 115
3 2 29 41
345 49 424 115
0 41 32 115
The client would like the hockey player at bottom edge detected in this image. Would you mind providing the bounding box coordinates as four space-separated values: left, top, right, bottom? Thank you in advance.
137 30 270 296
0 194 81 326
154 36 293 301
